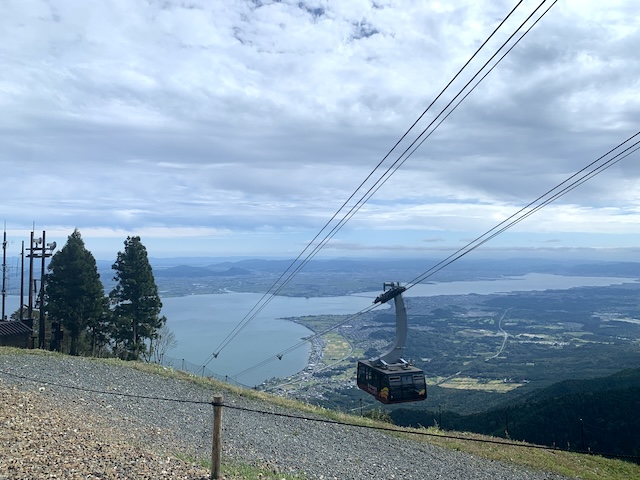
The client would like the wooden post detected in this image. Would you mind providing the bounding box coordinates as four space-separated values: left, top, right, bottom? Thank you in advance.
211 395 223 480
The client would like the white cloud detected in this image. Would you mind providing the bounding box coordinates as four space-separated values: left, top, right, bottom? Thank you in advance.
1 0 639 260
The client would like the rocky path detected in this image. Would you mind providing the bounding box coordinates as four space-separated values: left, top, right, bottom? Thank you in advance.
0 352 571 480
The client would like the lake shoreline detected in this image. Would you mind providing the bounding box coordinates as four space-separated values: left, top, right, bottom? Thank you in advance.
5 274 636 386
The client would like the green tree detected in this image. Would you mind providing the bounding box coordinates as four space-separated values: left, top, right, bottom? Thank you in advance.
110 236 164 360
86 297 114 357
46 229 105 355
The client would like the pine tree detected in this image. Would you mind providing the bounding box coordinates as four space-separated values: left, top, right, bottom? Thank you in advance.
86 297 114 357
110 236 164 360
46 229 105 355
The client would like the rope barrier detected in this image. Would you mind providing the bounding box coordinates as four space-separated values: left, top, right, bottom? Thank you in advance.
0 368 213 406
1 366 638 463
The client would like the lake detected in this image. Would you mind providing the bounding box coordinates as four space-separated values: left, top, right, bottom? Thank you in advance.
3 273 637 386
159 292 375 386
403 273 638 296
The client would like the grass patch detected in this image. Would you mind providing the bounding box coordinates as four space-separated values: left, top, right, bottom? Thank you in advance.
439 376 524 392
321 332 352 365
219 460 305 480
174 454 306 480
401 427 640 480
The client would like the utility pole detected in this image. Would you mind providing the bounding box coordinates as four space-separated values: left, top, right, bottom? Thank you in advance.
38 230 46 349
2 226 6 321
26 230 55 349
19 241 24 322
27 231 37 324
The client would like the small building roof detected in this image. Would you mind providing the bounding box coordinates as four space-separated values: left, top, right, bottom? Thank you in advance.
0 321 32 337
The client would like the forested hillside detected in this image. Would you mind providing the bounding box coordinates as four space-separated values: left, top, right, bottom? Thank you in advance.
391 368 640 457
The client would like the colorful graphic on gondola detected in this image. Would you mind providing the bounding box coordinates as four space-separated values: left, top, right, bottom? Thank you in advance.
379 387 389 400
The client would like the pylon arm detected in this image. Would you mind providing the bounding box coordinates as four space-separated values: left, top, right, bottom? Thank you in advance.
373 284 406 304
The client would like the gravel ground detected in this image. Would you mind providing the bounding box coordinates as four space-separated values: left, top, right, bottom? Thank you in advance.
0 352 572 480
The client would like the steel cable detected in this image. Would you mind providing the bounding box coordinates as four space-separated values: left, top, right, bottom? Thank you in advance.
231 132 640 380
205 0 548 364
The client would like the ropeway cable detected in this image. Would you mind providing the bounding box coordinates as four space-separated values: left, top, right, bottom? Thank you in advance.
219 1 558 376
230 303 381 381
231 132 640 380
274 0 558 275
404 132 640 289
269 0 556 269
202 0 550 367
226 0 559 374
228 0 561 379
233 134 640 379
202 0 529 366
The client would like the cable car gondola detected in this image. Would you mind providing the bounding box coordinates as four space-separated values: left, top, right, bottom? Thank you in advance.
356 282 427 404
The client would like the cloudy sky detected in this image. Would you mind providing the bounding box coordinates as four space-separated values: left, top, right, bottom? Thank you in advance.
1 0 639 262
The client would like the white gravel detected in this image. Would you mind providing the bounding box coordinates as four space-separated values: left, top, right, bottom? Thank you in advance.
0 352 572 480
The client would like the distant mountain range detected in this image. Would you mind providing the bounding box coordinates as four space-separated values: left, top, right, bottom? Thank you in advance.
94 257 639 297
153 265 252 278
64 256 640 280
145 257 640 278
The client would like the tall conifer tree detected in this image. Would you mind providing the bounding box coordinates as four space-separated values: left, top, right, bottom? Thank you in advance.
46 229 105 355
110 236 164 360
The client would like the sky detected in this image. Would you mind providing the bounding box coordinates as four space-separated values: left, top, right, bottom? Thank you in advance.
1 0 640 262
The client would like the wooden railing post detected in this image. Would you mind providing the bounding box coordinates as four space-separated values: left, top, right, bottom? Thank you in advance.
211 395 223 479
